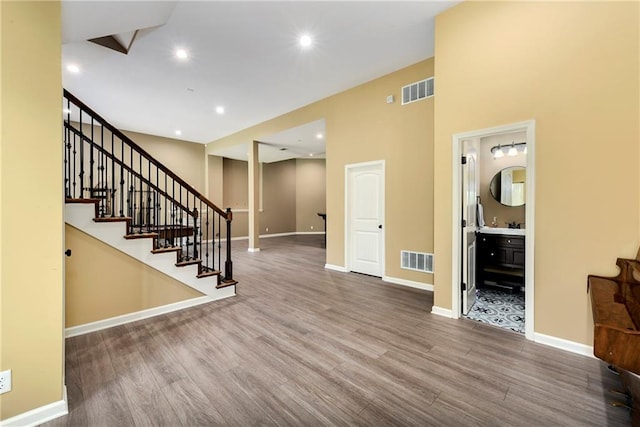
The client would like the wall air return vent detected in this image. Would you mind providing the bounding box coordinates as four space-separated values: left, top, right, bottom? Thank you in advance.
401 250 434 273
401 77 434 105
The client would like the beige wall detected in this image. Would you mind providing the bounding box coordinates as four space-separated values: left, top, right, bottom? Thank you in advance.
434 1 639 344
479 132 526 226
223 158 249 237
209 59 435 284
208 155 224 206
223 158 249 209
296 159 326 233
220 158 325 237
65 225 202 327
262 160 296 234
0 1 63 420
123 130 206 193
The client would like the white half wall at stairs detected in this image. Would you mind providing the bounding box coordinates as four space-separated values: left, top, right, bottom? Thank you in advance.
65 203 235 301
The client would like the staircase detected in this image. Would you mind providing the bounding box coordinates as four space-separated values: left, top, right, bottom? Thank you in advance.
63 89 236 299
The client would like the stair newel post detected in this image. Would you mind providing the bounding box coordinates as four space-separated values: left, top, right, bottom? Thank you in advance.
225 208 233 281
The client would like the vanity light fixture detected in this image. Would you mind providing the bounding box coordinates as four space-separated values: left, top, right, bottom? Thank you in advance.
491 141 526 159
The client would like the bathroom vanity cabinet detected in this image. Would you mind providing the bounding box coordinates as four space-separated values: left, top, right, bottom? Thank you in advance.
476 231 525 292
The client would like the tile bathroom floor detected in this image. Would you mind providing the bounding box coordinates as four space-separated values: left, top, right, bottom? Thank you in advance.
464 288 525 333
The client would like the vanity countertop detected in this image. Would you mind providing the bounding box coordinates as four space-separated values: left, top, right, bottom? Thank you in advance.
478 227 525 236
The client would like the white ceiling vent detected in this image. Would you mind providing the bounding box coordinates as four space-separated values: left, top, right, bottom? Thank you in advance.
401 77 434 105
401 250 434 273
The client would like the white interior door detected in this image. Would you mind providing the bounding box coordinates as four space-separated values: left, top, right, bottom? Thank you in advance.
348 162 384 277
461 140 479 315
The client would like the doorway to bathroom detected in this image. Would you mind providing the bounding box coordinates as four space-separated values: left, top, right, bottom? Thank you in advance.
452 120 535 340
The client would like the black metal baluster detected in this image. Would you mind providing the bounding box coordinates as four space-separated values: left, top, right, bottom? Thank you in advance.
217 215 222 274
145 159 151 232
78 110 84 199
64 98 71 198
138 153 144 233
155 165 159 238
204 203 210 271
127 171 132 221
163 174 168 248
89 117 95 212
72 132 77 198
118 135 124 217
178 184 182 260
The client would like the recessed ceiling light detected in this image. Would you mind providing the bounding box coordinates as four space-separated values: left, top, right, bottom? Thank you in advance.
175 49 188 60
67 64 80 73
215 106 225 114
299 34 312 48
309 153 314 157
316 132 323 139
175 130 182 136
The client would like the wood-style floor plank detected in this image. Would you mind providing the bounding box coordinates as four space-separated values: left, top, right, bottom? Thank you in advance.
44 235 630 426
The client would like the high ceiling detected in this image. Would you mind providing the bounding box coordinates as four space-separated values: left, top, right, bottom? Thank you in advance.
62 1 458 161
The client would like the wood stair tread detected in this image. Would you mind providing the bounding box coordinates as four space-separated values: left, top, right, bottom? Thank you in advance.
66 198 102 204
94 217 131 223
217 279 237 289
197 270 221 279
176 259 201 267
124 233 158 239
151 247 181 254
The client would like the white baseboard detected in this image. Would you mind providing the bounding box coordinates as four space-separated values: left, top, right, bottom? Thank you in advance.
382 276 433 291
0 386 68 427
325 264 348 273
431 306 453 318
65 295 222 338
261 232 296 238
207 231 323 243
534 332 595 358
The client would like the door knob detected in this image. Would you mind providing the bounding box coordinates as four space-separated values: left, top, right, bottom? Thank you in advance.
65 249 72 257
378 224 382 229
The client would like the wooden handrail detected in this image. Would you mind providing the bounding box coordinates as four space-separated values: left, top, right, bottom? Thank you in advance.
63 89 228 219
65 122 195 216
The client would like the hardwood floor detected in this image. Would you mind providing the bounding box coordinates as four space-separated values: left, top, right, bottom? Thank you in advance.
44 235 629 426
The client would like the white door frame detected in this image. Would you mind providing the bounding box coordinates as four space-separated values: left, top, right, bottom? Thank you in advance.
345 160 385 276
451 120 536 340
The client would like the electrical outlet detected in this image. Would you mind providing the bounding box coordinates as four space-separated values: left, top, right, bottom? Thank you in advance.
310 225 314 230
0 369 12 394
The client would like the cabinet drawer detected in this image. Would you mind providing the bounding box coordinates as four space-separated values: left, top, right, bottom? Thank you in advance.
495 236 524 248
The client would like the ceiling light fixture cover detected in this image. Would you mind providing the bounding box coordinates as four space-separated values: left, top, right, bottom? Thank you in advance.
175 49 188 60
67 64 80 73
299 34 312 48
215 106 225 114
175 130 182 136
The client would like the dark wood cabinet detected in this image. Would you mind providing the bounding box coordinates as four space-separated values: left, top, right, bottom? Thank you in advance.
476 232 525 292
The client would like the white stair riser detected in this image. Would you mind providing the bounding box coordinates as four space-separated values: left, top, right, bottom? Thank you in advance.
65 203 235 300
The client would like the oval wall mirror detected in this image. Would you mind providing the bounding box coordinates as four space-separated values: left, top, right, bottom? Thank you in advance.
489 166 526 207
